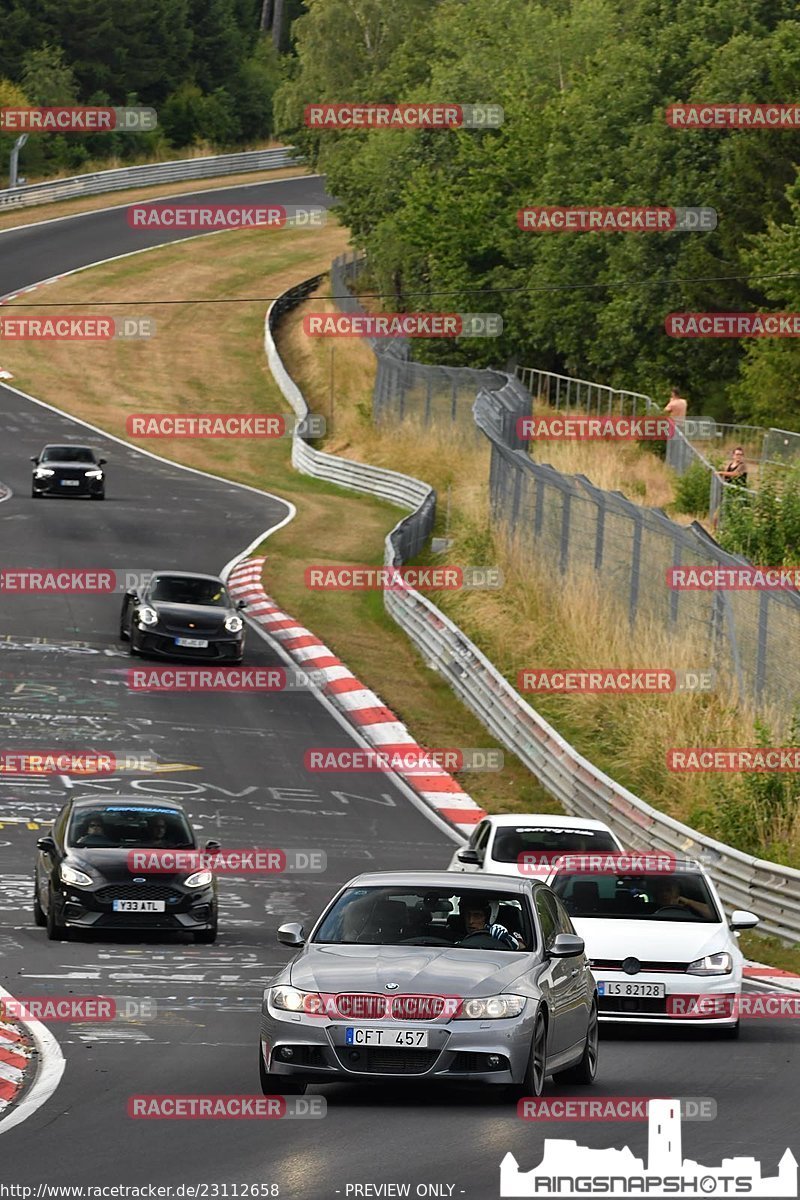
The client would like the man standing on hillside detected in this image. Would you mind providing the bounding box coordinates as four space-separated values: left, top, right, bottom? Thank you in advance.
664 386 688 425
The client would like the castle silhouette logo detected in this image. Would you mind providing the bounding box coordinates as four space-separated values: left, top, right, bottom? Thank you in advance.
500 1098 797 1197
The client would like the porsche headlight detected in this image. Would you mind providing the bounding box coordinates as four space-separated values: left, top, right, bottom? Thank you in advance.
457 995 527 1019
224 615 244 633
185 869 213 889
687 952 733 976
60 863 92 887
137 606 159 626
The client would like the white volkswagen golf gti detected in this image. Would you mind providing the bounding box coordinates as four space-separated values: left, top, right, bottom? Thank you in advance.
546 854 759 1037
448 814 624 876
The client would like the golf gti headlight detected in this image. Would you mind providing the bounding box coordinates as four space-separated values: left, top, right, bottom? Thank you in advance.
269 986 326 1015
224 615 244 633
457 995 527 1019
137 606 159 626
34 467 54 478
184 869 213 889
687 952 733 976
60 864 92 887
85 469 104 479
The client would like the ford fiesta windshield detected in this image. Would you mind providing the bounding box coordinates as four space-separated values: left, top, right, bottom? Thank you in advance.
67 807 195 849
551 872 720 922
314 886 533 948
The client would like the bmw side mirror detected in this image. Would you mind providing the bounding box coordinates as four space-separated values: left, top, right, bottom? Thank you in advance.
549 933 585 958
37 836 56 854
730 910 759 930
456 848 481 865
277 922 305 947
204 840 221 852
236 599 247 610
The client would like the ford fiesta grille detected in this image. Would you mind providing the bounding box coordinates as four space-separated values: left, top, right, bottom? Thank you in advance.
95 884 182 903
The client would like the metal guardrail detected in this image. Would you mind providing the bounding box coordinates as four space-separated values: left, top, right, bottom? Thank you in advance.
266 271 800 942
0 147 299 211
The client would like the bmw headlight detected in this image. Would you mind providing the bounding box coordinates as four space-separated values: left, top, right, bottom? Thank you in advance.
34 467 54 478
269 986 325 1015
85 469 104 479
184 869 213 889
687 952 733 976
60 863 92 887
137 606 159 627
457 995 527 1019
224 615 244 633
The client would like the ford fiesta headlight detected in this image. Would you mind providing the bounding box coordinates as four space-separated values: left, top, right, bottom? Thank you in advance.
269 986 326 1015
34 467 55 478
60 864 92 887
224 615 244 633
85 469 104 479
457 995 527 1019
137 606 159 626
185 869 213 889
687 952 733 976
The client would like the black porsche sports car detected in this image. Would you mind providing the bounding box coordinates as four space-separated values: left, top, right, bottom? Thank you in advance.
120 570 247 661
31 443 106 498
34 796 219 942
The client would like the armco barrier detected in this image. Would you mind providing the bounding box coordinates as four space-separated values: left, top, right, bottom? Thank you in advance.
0 147 298 211
266 272 800 943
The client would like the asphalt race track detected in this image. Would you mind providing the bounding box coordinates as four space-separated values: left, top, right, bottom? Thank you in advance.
0 177 796 1198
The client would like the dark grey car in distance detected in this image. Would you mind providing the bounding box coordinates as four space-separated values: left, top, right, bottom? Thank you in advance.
259 871 598 1099
31 444 106 499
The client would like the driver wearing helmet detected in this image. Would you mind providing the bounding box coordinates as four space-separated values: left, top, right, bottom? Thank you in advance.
460 899 524 948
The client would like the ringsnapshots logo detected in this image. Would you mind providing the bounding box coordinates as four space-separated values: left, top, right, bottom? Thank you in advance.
0 107 157 132
666 102 800 129
128 1095 325 1120
303 747 504 773
0 316 155 340
516 416 674 441
125 414 326 439
304 102 504 130
303 312 502 338
517 207 716 232
666 313 800 338
517 669 715 694
126 203 326 230
304 565 503 590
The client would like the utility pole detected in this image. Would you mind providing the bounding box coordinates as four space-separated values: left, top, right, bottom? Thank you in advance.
272 0 287 51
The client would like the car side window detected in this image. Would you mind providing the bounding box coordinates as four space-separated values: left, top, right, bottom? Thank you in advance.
547 891 576 936
535 891 557 950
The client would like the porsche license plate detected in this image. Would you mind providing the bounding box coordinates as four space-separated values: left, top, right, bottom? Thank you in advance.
112 899 165 912
344 1028 429 1047
175 637 208 648
597 981 665 997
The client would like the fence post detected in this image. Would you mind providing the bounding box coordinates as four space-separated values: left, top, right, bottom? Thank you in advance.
756 592 769 703
560 491 572 574
629 511 642 624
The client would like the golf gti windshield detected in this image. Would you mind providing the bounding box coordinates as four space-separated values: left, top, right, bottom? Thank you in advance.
551 871 721 922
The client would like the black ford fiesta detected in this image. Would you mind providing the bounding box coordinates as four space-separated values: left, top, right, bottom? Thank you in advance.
120 570 246 661
34 797 219 942
31 443 106 498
